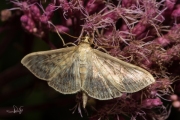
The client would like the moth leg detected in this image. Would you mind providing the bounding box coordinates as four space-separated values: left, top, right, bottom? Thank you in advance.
96 46 109 54
63 42 77 47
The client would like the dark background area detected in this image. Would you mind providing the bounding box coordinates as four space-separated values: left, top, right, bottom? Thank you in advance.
0 0 180 120
0 1 89 120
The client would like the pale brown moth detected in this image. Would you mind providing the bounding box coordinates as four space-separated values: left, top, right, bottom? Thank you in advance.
21 36 155 108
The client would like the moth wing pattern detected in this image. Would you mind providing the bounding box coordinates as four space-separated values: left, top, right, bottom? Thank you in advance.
82 49 155 100
81 50 122 100
82 58 123 100
93 49 155 93
21 46 81 94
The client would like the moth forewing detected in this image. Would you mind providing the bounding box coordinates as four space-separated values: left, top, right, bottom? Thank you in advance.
21 46 77 81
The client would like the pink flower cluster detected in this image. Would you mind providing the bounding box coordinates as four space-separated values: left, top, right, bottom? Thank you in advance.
4 0 180 119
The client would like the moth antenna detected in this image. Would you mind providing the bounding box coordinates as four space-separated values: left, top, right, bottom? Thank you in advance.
47 21 66 46
48 21 80 39
47 21 86 46
48 21 91 46
76 27 87 44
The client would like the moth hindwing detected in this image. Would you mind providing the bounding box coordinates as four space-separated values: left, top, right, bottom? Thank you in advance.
21 37 155 100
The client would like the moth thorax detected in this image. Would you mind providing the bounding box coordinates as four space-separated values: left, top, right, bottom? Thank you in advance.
78 44 91 58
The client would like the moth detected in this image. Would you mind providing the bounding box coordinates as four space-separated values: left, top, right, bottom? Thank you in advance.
21 36 155 108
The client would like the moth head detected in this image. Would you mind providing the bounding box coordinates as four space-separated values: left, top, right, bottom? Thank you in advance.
81 36 93 44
